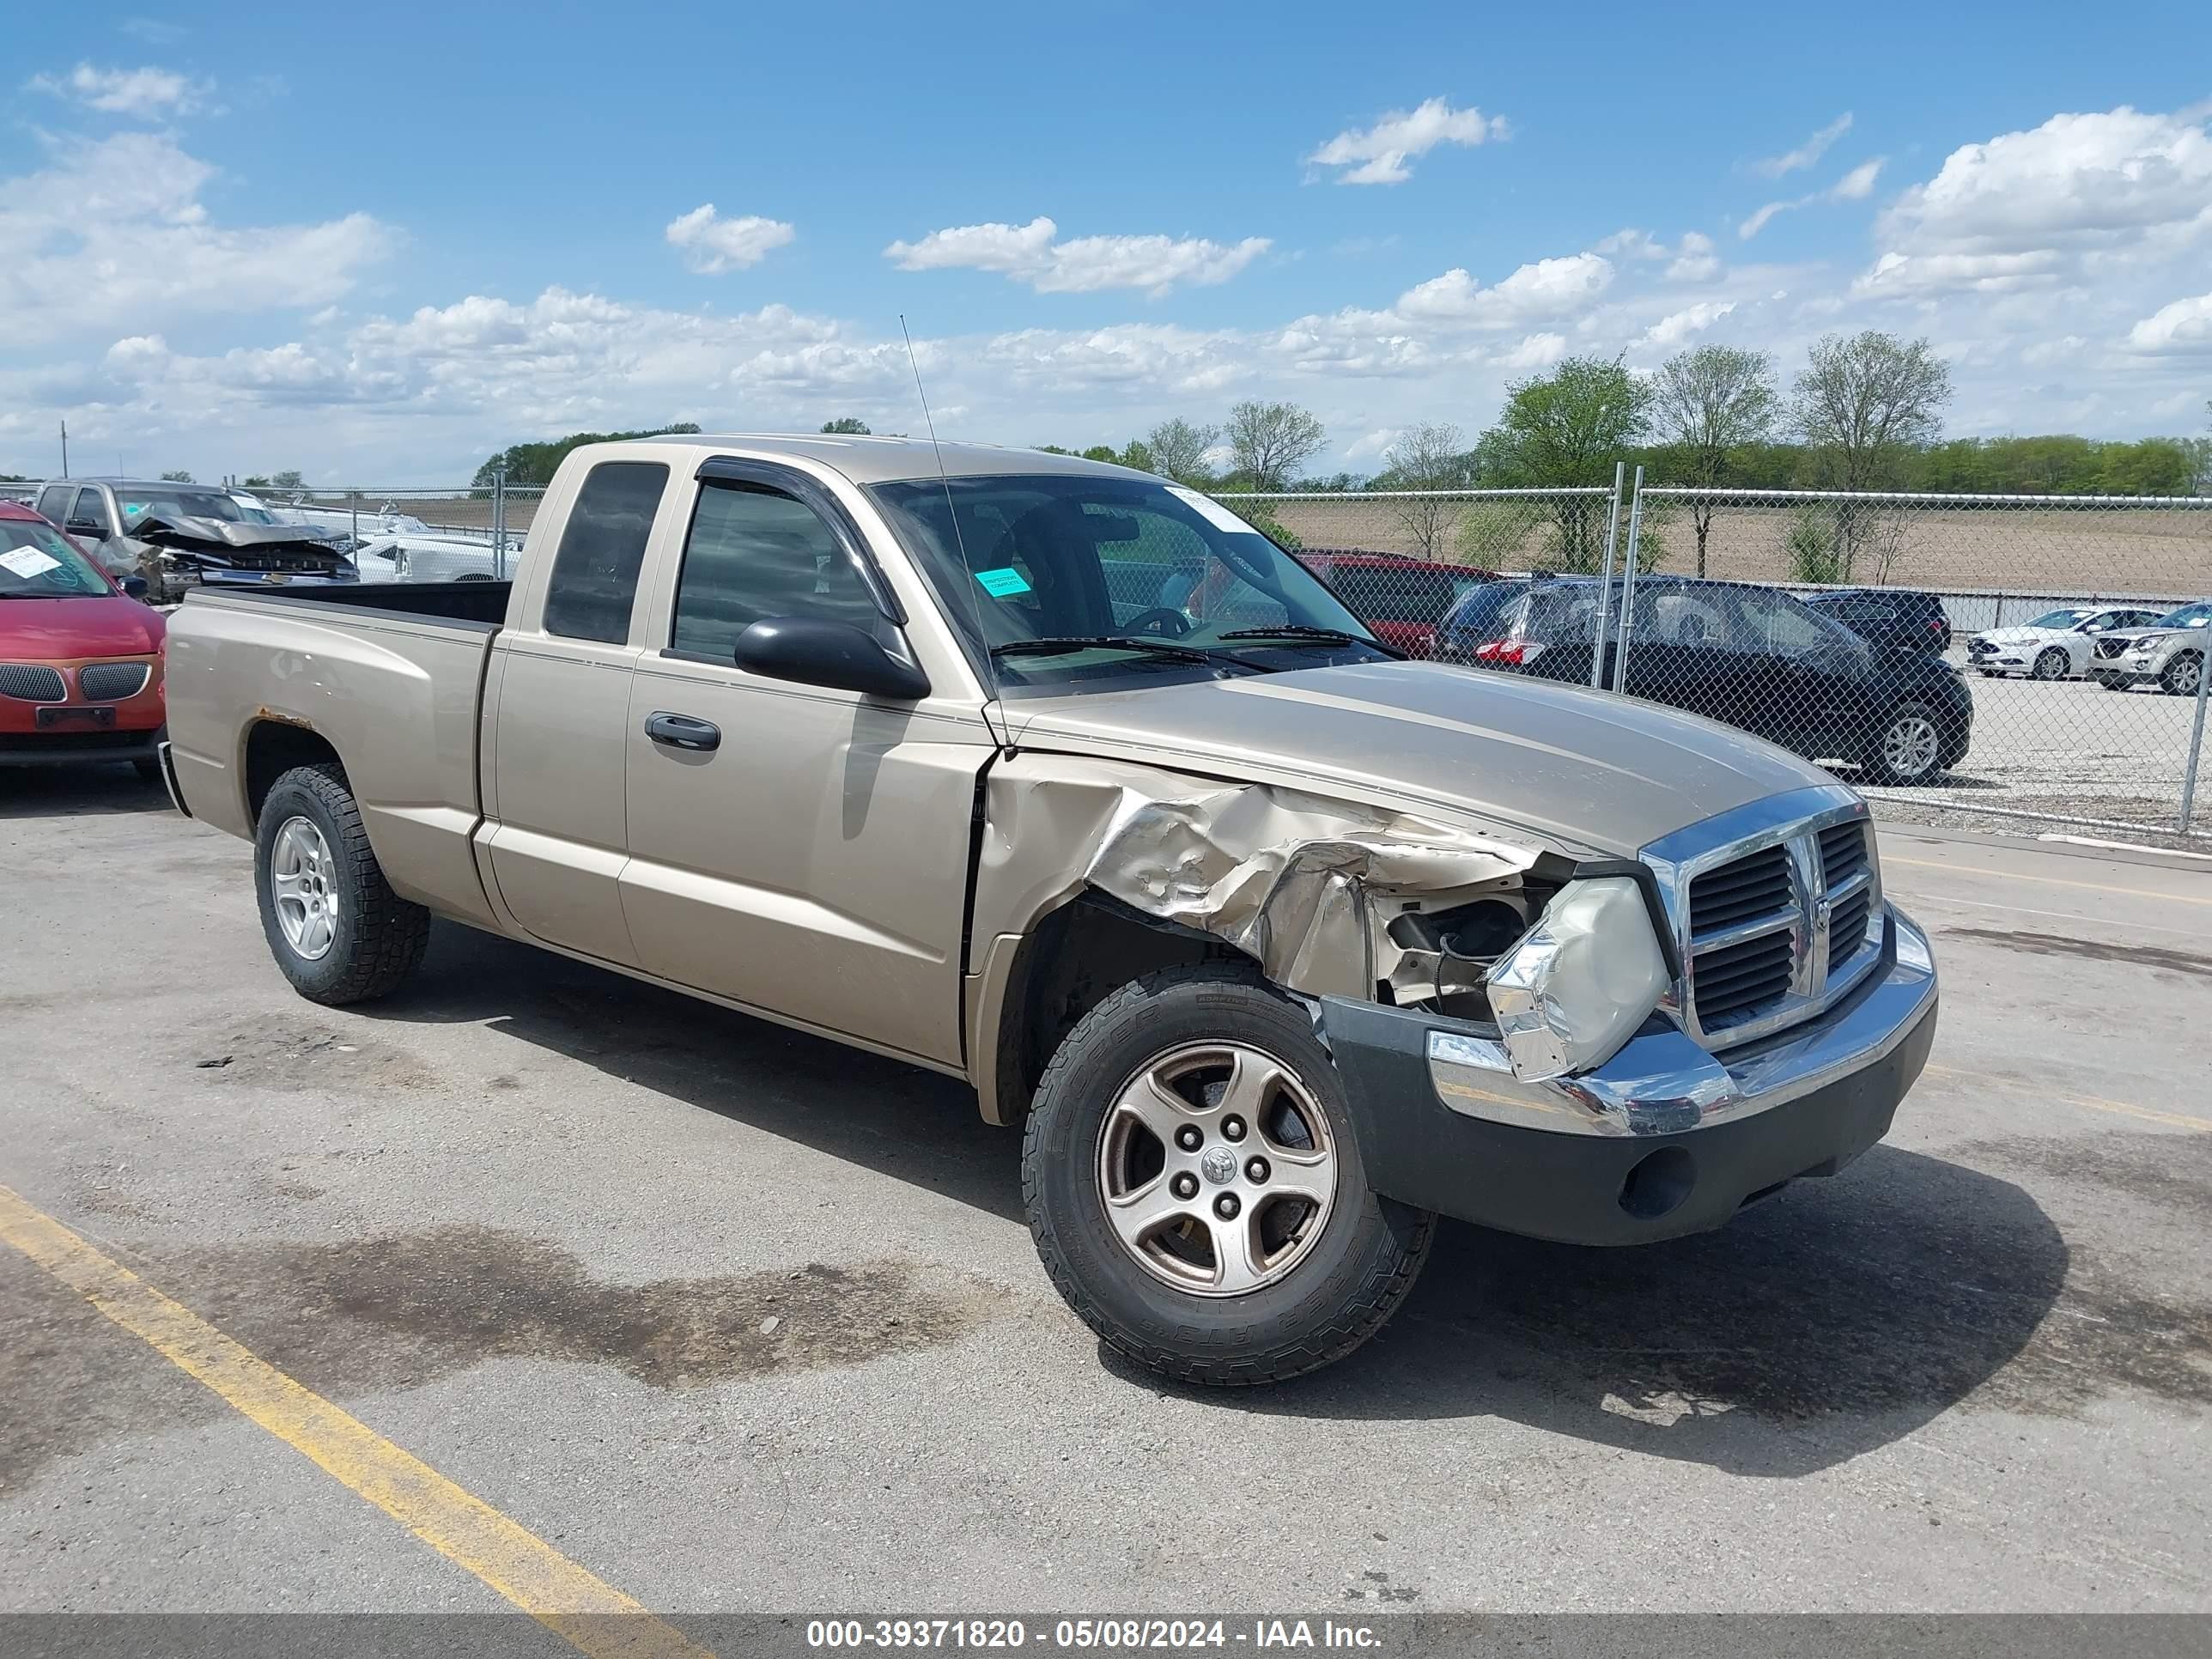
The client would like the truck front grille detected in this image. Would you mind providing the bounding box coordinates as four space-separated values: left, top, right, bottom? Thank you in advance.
0 664 67 702
1661 806 1886 1050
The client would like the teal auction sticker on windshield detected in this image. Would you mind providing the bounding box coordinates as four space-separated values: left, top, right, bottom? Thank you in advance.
975 567 1031 598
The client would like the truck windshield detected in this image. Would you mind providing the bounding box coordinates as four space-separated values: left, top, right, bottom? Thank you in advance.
867 473 1386 694
118 489 247 526
0 520 112 598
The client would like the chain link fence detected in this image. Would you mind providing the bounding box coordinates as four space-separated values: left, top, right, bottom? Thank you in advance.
227 470 2212 838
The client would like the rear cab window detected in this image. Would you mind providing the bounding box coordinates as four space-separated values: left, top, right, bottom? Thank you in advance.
542 461 670 642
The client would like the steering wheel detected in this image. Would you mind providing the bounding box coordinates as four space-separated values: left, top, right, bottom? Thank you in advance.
1123 606 1194 638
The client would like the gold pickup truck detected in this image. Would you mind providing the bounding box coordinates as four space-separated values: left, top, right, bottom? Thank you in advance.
159 434 1939 1385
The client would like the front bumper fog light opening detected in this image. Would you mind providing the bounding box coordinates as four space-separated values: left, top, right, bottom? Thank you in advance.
1619 1146 1694 1220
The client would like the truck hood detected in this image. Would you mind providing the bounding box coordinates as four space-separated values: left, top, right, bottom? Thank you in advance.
125 514 355 570
1008 658 1837 859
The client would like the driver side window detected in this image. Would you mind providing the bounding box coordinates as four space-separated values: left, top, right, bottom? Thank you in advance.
670 481 882 660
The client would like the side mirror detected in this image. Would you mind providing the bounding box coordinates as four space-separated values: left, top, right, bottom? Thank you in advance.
733 617 930 701
121 575 149 599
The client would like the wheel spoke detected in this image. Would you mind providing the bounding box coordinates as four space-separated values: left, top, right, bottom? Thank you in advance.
1218 1048 1285 1124
1113 1071 1197 1147
1208 1212 1273 1295
1265 1158 1334 1210
1104 1175 1196 1250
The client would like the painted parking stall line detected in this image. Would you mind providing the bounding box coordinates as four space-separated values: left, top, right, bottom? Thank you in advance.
0 1184 715 1659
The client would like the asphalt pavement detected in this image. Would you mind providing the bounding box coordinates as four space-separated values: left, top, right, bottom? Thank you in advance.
2 769 2208 1620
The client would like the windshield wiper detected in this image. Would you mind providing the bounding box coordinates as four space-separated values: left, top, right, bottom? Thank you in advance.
991 635 1218 665
1217 624 1395 655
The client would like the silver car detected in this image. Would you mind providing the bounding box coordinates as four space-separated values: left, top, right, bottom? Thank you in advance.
2090 600 2210 696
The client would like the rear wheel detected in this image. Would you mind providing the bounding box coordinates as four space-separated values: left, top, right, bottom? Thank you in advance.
253 762 430 1004
2162 652 2203 697
2032 647 2069 681
1863 700 1948 787
1023 965 1431 1387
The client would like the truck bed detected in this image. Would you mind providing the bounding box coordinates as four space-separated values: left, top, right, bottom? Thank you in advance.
191 580 513 629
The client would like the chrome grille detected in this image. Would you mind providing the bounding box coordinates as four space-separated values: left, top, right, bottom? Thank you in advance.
78 662 152 702
1688 844 1794 937
0 664 67 702
1646 791 1887 1052
1818 822 1869 891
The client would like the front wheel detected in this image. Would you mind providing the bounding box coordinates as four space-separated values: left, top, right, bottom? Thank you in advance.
2162 652 2204 697
254 762 430 1004
1023 965 1432 1387
2032 647 2069 681
1863 700 1950 787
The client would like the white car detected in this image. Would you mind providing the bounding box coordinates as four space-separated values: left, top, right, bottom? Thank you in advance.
1964 605 2165 680
2093 600 2211 696
351 532 514 583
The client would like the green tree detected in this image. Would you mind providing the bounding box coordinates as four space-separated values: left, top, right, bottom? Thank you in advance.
1080 445 1120 464
240 475 272 489
1116 439 1156 474
1144 417 1220 485
472 423 702 488
1478 355 1652 570
1650 345 1778 576
270 470 304 491
161 470 194 483
1224 401 1326 490
820 417 871 434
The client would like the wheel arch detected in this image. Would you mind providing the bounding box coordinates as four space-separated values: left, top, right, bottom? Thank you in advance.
242 718 344 825
970 890 1246 1126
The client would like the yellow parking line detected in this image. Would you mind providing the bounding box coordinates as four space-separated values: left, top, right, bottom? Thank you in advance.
1922 1063 2212 1133
1885 856 2212 907
0 1185 714 1659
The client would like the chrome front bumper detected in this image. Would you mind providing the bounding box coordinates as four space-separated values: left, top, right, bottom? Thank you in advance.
1428 902 1937 1139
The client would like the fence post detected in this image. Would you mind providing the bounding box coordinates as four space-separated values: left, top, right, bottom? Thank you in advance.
1610 466 1647 694
1588 462 1626 689
492 466 507 581
2181 631 2212 833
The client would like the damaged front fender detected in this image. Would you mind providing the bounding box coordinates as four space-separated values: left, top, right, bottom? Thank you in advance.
972 754 1559 1003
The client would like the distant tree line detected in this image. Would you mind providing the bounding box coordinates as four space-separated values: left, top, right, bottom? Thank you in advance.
470 423 703 488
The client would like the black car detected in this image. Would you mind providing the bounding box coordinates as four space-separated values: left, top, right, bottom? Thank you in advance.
1802 587 1954 654
1442 575 1974 786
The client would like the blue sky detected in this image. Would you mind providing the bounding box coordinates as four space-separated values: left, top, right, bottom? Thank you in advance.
3 1 2208 480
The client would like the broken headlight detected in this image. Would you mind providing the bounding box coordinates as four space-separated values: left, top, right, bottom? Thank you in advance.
1485 877 1669 1081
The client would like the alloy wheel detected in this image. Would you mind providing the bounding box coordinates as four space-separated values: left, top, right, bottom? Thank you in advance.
270 816 340 960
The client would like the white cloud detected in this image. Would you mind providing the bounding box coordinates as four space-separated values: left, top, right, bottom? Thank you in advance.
1856 106 2212 296
884 216 1269 296
665 205 795 274
1305 96 1507 185
1344 427 1402 461
1753 113 1852 179
1639 301 1737 349
26 61 211 116
1396 252 1614 327
1742 159 1886 240
1667 231 1722 282
1494 331 1567 370
0 131 392 347
2126 292 2212 354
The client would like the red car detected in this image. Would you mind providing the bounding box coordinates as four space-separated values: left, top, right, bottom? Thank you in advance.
0 500 167 779
1293 550 1501 659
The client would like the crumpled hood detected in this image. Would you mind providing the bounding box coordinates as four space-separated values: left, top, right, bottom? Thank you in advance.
1009 658 1837 859
126 514 352 565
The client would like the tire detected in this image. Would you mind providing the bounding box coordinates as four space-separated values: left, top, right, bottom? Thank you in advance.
1024 964 1433 1387
2031 647 2069 681
253 762 430 1004
1862 700 1949 787
131 757 161 783
2161 651 2203 698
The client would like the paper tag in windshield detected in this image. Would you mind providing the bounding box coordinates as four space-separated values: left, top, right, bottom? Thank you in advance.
974 567 1031 598
0 547 62 579
1166 486 1260 537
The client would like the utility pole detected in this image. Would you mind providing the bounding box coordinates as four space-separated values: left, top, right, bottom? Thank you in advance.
60 420 69 479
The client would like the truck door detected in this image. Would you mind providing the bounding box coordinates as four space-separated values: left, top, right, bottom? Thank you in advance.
617 462 987 1067
482 459 672 967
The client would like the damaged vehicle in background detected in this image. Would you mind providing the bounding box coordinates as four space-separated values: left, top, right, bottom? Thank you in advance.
160 435 1940 1386
32 479 358 605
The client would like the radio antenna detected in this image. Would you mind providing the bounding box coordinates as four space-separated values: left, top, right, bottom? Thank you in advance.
900 315 1011 755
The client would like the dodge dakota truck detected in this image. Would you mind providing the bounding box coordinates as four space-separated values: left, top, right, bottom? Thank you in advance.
160 434 1938 1385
